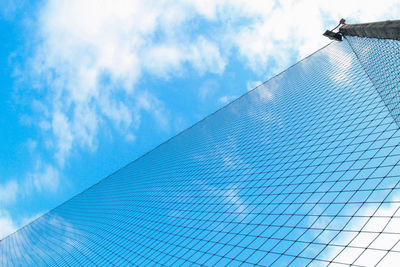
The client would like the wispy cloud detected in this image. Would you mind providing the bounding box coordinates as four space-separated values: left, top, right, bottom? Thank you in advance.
218 95 238 104
22 0 400 169
0 176 50 239
325 195 400 265
0 210 18 240
198 80 219 100
0 180 18 204
246 80 263 91
25 162 60 193
0 0 20 20
25 0 230 167
233 0 399 73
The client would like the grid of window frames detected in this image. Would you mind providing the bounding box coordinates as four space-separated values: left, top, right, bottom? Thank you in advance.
1 37 399 266
345 36 400 128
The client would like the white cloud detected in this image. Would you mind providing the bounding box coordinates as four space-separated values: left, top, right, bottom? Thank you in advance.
219 95 238 104
247 80 263 92
230 0 400 74
25 162 60 193
143 37 225 78
0 209 47 242
0 165 58 239
25 138 38 152
25 0 400 170
0 180 18 204
28 0 232 167
135 90 170 132
19 212 42 227
310 198 400 265
0 209 44 241
198 80 219 100
51 112 74 166
0 210 18 240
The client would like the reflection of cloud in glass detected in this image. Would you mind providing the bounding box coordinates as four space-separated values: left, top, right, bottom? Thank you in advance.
223 187 248 216
317 197 400 265
1 214 87 265
326 42 355 86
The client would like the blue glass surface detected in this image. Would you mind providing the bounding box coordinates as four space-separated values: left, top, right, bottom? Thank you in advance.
1 38 400 266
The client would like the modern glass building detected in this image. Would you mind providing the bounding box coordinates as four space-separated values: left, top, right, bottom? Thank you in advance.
1 21 400 266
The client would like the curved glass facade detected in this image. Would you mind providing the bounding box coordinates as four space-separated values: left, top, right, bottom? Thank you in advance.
1 37 399 266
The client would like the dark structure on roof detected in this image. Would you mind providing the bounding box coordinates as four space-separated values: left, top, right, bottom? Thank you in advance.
340 20 400 40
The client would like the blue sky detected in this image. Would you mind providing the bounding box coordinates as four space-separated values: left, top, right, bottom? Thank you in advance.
0 0 399 239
